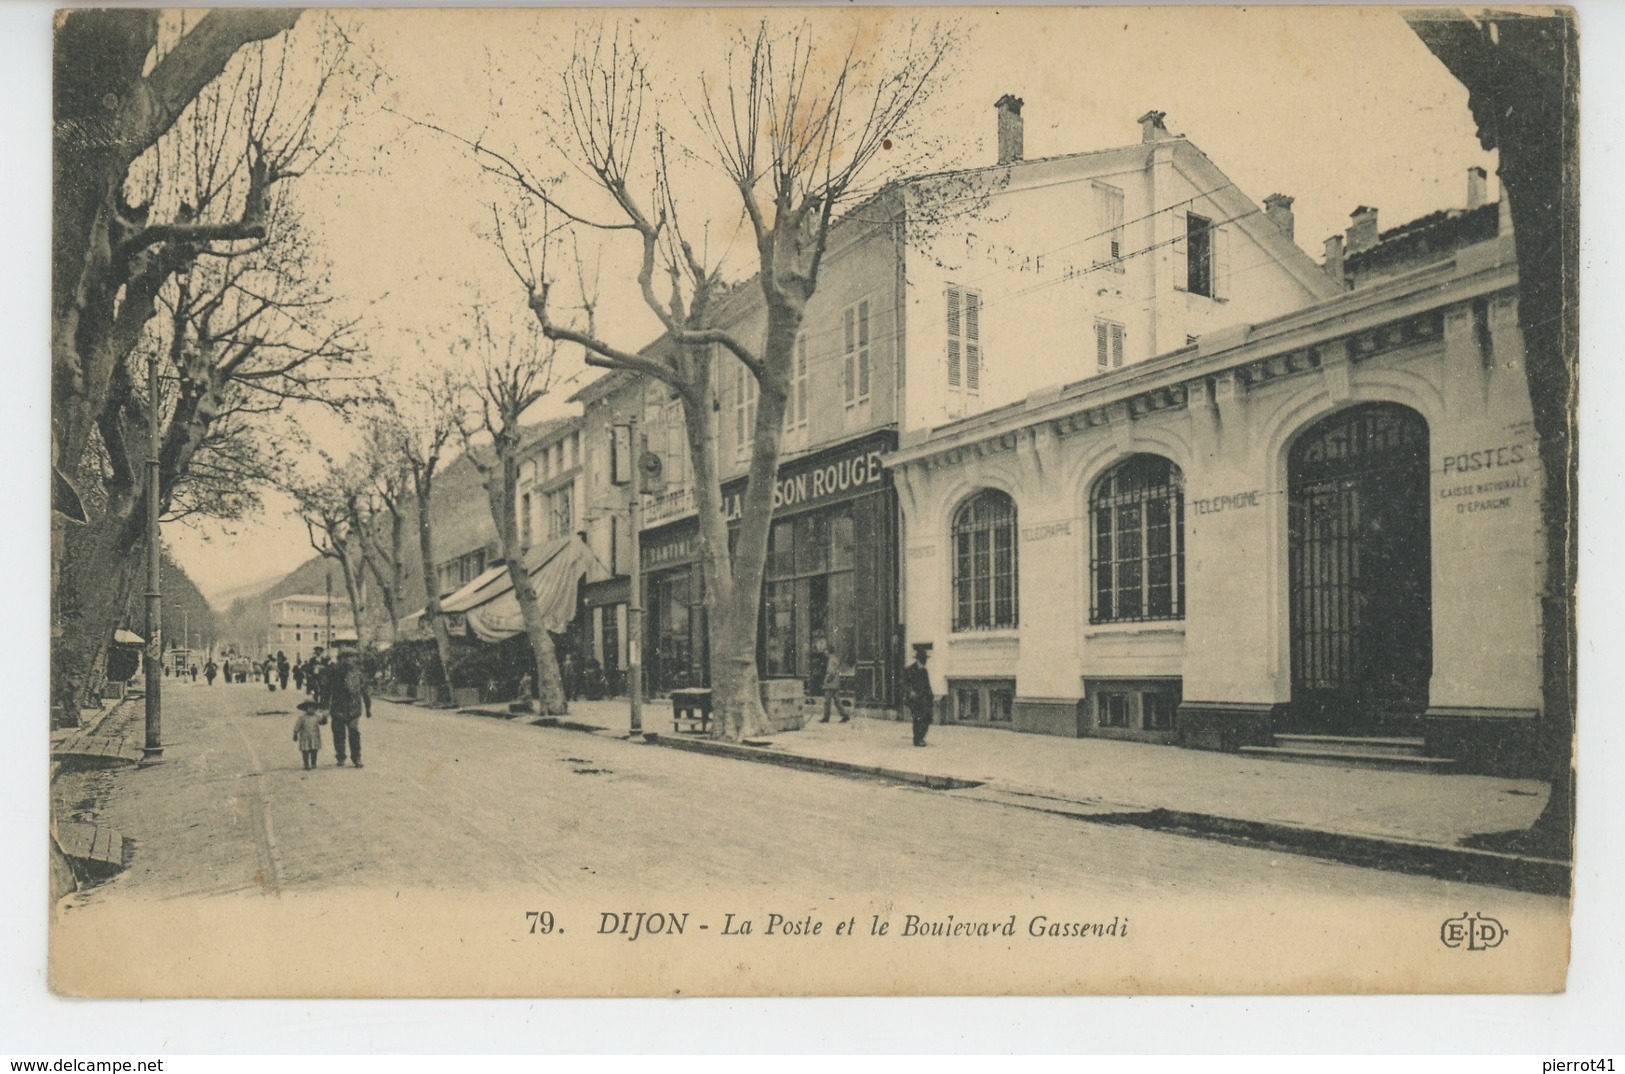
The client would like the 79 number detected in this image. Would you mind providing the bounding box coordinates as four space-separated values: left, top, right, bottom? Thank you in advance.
525 911 558 935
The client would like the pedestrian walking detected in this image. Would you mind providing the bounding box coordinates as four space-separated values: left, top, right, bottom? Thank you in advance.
293 701 324 770
203 659 218 686
819 636 849 723
322 648 371 768
292 660 304 692
189 664 198 683
903 642 936 747
277 651 290 691
222 658 232 684
306 647 326 703
561 650 578 702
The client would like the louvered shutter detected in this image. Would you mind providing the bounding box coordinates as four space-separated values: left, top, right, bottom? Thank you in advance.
1096 321 1109 370
1112 324 1125 368
946 287 962 387
843 307 856 404
857 300 871 400
1172 214 1189 291
796 336 808 424
965 291 981 393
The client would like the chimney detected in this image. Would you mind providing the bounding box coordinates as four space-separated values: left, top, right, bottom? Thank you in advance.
1345 205 1379 254
1263 193 1295 241
1467 165 1488 210
1138 109 1170 143
995 94 1024 165
1323 234 1345 284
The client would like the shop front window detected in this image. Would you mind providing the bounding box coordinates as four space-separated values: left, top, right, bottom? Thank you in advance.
761 506 858 679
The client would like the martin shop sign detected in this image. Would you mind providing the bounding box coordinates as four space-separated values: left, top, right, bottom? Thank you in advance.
722 432 897 524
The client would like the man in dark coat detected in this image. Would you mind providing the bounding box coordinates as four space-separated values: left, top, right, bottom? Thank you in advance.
903 642 936 747
322 649 372 768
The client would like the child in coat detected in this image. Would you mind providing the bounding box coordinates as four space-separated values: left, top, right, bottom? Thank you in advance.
293 701 324 770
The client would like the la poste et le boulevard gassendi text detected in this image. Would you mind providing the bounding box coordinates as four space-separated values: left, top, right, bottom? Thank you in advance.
524 910 1130 943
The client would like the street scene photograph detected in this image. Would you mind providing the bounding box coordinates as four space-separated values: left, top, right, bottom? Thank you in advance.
44 5 1579 999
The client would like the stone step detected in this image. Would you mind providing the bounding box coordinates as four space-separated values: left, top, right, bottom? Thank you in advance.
1238 745 1457 772
54 821 129 878
1272 733 1429 757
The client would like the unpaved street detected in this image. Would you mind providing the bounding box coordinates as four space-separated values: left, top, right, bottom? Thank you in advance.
65 682 1565 917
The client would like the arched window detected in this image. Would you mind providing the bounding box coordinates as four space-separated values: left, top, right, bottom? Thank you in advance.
1090 455 1185 623
952 489 1019 631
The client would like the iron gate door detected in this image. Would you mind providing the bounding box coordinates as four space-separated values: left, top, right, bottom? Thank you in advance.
1288 403 1432 730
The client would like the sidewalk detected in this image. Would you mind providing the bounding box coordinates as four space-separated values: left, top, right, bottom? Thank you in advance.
452 697 1566 893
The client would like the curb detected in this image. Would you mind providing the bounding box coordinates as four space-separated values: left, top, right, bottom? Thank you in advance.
635 730 1569 896
1099 809 1572 897
645 733 983 791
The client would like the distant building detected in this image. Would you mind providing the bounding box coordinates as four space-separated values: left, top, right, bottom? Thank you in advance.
269 594 343 650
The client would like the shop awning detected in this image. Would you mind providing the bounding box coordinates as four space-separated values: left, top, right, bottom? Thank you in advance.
113 628 144 646
432 538 593 644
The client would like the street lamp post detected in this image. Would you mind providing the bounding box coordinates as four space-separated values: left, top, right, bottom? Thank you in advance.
627 411 643 737
141 348 163 763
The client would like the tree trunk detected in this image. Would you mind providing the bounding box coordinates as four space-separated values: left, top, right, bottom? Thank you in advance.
1407 11 1577 861
683 309 797 741
53 516 145 715
479 452 567 716
414 480 456 705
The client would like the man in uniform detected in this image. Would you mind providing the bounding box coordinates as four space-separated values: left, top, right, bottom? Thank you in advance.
903 642 936 747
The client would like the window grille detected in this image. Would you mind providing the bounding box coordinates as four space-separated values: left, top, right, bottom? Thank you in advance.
951 489 1019 631
1090 455 1185 623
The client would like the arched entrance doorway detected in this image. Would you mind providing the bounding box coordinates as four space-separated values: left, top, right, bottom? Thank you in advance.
1287 403 1431 732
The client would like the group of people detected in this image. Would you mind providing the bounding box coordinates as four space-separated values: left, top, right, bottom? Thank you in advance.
292 645 373 770
197 651 296 689
806 634 937 746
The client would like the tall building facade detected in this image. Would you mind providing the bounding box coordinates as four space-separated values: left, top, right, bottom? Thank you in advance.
889 172 1542 774
574 102 1335 714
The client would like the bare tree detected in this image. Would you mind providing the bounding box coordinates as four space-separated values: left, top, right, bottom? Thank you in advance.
290 457 375 651
464 20 954 739
1406 9 1578 860
378 367 468 704
52 14 368 710
354 420 412 647
53 8 302 487
454 305 569 715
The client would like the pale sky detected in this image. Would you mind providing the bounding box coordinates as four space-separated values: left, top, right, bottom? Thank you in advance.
147 5 1499 606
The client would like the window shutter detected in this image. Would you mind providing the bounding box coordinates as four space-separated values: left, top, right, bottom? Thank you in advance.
964 292 980 393
857 300 870 399
1213 225 1231 300
796 336 808 424
1095 184 1124 263
1112 324 1125 368
1096 321 1109 370
843 307 856 404
746 376 757 441
946 287 962 387
1172 214 1189 291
